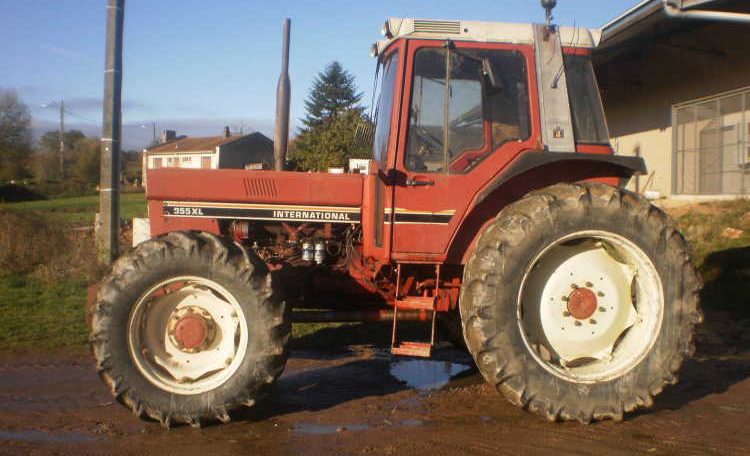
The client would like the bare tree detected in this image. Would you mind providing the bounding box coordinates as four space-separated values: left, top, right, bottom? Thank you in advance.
0 90 32 182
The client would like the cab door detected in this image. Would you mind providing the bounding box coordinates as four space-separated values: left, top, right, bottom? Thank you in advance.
390 40 538 261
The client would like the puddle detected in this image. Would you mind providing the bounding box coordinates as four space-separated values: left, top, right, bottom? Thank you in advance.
0 429 97 444
390 359 472 391
294 423 369 435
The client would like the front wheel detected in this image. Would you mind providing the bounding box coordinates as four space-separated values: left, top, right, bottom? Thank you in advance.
460 183 702 423
90 231 290 427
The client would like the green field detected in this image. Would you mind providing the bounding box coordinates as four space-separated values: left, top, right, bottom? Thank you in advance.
0 275 89 351
0 192 147 224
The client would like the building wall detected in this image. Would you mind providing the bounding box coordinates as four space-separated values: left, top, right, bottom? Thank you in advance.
142 152 216 186
598 22 750 196
218 133 274 169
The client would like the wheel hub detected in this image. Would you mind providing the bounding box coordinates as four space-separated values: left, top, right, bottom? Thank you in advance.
167 306 217 353
567 287 597 320
519 233 663 383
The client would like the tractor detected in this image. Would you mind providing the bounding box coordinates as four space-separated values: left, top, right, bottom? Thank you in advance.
90 2 702 427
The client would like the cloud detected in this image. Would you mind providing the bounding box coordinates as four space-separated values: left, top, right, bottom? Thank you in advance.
41 45 86 60
65 97 150 113
31 118 100 142
32 113 296 151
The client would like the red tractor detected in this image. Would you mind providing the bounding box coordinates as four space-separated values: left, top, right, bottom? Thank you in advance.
91 7 701 427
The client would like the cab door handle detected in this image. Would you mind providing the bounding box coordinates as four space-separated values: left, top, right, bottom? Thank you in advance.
405 178 435 187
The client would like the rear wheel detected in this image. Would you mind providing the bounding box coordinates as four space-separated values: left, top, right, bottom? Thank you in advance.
90 231 290 427
460 182 702 422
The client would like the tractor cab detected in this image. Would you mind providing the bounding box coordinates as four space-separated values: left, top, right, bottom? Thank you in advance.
371 18 610 165
364 18 615 262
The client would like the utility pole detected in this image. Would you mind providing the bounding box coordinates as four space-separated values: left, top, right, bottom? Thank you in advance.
98 0 125 264
59 100 65 177
152 122 156 144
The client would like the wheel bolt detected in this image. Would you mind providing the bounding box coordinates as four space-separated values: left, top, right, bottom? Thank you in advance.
574 321 582 327
597 291 605 297
589 319 597 325
599 306 606 312
563 311 571 317
585 281 593 288
571 284 578 289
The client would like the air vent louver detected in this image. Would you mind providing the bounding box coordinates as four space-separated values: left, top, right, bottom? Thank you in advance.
413 20 461 35
242 178 278 197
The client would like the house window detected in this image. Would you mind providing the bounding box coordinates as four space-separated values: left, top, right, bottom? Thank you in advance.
182 156 192 164
674 88 750 195
201 156 212 169
152 157 162 169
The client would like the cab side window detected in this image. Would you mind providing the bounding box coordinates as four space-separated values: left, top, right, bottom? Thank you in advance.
405 47 530 173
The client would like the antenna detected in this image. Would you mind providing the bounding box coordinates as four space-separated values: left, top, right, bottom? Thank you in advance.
541 0 557 29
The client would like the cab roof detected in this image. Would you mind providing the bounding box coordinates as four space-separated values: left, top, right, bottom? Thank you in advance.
373 17 601 56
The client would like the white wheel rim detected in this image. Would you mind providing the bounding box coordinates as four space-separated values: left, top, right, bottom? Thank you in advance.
517 231 663 383
127 276 248 395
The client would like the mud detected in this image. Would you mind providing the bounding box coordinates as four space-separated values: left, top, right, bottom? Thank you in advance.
1 312 749 456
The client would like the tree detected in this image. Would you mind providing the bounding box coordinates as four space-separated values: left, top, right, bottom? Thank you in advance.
301 61 363 130
71 137 100 186
0 90 32 181
291 109 370 171
292 62 368 171
39 129 86 155
36 129 86 182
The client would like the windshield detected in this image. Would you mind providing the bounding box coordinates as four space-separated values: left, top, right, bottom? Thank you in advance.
373 51 400 167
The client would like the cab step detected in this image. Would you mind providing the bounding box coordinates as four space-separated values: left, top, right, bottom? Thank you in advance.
391 341 432 358
395 296 435 311
391 264 440 358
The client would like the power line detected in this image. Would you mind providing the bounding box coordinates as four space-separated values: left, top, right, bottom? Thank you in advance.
63 108 100 124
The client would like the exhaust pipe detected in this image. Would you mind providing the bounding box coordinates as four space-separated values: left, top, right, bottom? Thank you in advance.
274 18 291 171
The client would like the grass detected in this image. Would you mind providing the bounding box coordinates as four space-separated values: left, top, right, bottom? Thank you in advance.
0 192 147 224
0 275 89 351
668 198 750 266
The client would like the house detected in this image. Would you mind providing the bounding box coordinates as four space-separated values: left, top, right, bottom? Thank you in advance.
594 0 750 199
142 127 274 186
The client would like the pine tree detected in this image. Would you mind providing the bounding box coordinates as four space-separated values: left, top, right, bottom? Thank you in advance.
291 62 368 171
301 61 363 130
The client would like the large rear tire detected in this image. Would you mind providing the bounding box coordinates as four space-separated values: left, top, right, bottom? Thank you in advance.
460 182 702 423
90 231 290 427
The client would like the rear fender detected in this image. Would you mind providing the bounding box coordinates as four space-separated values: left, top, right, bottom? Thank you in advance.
446 152 647 264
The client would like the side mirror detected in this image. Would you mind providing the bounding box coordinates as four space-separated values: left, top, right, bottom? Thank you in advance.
481 59 503 92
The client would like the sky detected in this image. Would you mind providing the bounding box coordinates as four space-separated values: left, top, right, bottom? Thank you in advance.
0 0 643 150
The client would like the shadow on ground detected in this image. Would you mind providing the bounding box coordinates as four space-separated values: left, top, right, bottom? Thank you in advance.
227 321 473 425
645 246 750 413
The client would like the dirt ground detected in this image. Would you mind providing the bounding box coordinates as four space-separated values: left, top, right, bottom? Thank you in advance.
0 311 748 456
